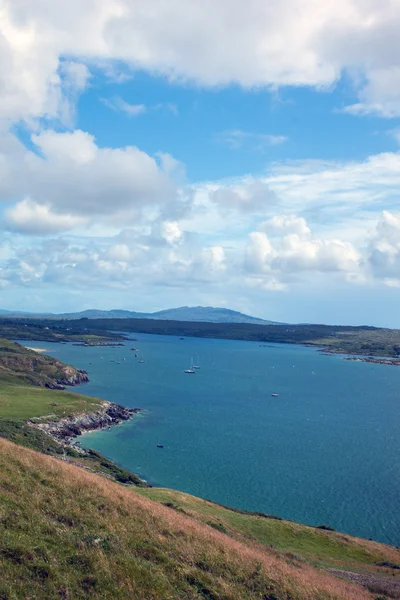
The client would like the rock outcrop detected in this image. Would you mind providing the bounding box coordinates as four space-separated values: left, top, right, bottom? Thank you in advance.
30 402 140 446
44 367 89 389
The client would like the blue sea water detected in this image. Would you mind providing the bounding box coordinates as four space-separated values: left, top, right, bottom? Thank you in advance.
22 335 400 545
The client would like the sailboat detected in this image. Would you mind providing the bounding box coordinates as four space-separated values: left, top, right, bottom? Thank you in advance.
184 357 195 374
193 354 201 369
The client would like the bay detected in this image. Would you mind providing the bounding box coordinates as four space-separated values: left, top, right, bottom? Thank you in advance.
22 334 400 545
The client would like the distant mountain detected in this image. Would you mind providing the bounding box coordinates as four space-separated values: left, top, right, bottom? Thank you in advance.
0 306 277 325
149 306 275 324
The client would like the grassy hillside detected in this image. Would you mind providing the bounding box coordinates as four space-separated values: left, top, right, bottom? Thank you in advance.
0 338 88 388
0 339 101 419
0 338 144 487
2 438 399 600
0 336 399 598
0 320 126 343
138 488 400 570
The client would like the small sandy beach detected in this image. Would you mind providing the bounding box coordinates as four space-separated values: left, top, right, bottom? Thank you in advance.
26 347 50 353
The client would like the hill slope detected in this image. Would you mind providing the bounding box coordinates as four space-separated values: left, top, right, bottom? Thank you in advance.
2 438 398 600
0 338 88 389
149 306 274 324
0 306 275 324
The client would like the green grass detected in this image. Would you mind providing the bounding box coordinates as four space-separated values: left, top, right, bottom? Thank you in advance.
0 337 145 487
0 338 87 386
0 381 102 420
0 337 398 598
0 420 144 487
137 488 396 571
0 438 386 600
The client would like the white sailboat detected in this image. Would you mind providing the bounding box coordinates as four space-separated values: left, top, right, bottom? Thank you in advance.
184 357 195 374
193 354 201 369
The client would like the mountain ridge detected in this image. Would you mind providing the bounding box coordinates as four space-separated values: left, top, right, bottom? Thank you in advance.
0 305 277 325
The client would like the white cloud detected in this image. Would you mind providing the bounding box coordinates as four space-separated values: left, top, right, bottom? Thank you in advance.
245 232 274 273
1 0 400 125
160 221 183 245
25 129 178 220
195 246 226 277
218 130 288 150
2 206 400 300
101 96 179 117
368 210 400 279
211 181 278 214
259 215 311 237
4 198 86 235
101 96 147 116
245 228 360 278
106 244 131 262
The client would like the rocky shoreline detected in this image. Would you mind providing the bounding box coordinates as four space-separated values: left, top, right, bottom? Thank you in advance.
72 342 125 347
343 356 400 366
29 401 140 448
44 368 89 390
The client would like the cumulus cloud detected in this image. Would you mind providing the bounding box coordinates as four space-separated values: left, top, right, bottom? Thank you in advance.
24 129 178 220
211 181 278 214
4 198 86 235
160 221 183 245
368 210 400 281
193 246 226 279
1 0 400 124
3 207 400 298
259 215 311 237
245 225 360 278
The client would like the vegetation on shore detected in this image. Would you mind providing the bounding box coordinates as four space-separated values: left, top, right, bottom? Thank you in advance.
0 338 144 486
0 338 89 390
2 437 399 600
0 335 399 598
3 316 400 357
0 319 126 344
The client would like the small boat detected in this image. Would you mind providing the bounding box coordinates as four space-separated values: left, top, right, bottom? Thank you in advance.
157 444 164 448
138 359 145 364
271 393 279 397
184 357 195 374
193 354 201 369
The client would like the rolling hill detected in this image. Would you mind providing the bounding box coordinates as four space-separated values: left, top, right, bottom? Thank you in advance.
0 338 399 598
1 438 399 599
0 306 276 325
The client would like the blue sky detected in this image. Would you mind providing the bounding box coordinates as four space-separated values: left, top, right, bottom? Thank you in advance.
1 0 400 326
78 72 398 181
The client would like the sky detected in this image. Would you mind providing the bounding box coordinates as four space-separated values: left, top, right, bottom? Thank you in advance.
1 1 400 326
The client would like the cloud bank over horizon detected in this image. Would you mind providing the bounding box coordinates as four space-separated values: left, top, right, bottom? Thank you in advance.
0 0 400 325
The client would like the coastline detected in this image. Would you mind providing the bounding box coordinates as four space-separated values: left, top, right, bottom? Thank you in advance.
25 346 50 353
342 356 400 366
318 349 400 366
29 401 141 450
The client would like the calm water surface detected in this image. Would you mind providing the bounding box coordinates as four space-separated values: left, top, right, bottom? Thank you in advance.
23 335 400 545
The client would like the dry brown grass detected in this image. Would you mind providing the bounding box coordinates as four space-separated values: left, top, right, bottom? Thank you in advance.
0 438 381 599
